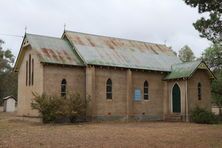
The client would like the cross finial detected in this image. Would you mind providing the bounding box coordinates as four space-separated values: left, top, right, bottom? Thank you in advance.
64 23 66 31
25 26 27 33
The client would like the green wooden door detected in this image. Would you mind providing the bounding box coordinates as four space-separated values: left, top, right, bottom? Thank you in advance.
172 84 181 113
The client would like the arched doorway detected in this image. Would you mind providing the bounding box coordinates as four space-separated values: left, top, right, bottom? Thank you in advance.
172 84 181 113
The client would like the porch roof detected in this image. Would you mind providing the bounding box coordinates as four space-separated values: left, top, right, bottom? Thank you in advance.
164 60 215 80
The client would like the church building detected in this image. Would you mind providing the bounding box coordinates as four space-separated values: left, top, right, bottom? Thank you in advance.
14 31 215 121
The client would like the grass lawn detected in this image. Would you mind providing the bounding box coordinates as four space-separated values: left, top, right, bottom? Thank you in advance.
0 112 222 148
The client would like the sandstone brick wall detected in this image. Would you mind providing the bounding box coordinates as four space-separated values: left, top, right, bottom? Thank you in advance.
94 68 127 117
93 68 166 120
188 69 212 112
43 65 86 98
131 71 165 119
17 46 43 116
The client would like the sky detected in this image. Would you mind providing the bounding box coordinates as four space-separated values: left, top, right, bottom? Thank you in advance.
0 0 211 59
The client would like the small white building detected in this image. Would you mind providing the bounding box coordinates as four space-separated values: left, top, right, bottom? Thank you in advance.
212 105 221 115
3 96 16 112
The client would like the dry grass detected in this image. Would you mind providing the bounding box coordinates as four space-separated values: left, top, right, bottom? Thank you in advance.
0 112 222 148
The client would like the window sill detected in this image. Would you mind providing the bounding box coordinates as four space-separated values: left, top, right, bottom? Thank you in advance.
144 99 150 102
133 100 142 102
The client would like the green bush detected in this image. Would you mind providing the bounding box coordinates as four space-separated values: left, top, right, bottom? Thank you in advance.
66 94 88 123
191 107 217 124
31 93 89 123
216 115 222 123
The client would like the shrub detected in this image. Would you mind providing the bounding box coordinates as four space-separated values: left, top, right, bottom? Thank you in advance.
66 94 89 122
31 93 89 123
31 93 63 123
191 107 217 124
216 115 222 123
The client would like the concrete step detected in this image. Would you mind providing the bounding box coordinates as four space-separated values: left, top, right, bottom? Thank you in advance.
165 114 183 122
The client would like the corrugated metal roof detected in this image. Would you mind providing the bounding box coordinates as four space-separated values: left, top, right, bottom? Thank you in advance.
64 31 181 71
164 60 202 80
26 34 84 66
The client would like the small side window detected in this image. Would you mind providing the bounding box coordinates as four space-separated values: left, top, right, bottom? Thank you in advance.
198 83 201 100
106 79 112 99
61 79 67 97
144 81 149 100
29 54 31 86
26 61 28 86
32 59 34 85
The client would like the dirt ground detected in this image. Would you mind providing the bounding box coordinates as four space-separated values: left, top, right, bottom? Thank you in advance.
0 111 222 148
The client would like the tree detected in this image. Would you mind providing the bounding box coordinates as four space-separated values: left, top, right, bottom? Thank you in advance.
211 72 222 115
202 43 222 115
0 39 14 74
0 39 17 105
183 0 222 43
0 72 18 102
202 43 222 71
178 45 195 62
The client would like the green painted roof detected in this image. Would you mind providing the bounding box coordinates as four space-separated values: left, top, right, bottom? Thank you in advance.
26 34 84 66
64 31 181 71
164 60 203 80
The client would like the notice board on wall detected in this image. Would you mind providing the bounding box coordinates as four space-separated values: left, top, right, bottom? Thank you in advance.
134 88 141 101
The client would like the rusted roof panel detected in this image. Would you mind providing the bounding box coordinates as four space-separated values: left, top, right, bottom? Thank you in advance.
26 34 84 66
64 31 181 71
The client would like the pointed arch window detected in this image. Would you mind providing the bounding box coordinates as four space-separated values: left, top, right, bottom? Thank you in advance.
29 54 31 86
106 79 112 99
26 61 28 86
61 79 67 97
144 81 149 100
198 82 201 100
25 54 34 86
32 59 34 85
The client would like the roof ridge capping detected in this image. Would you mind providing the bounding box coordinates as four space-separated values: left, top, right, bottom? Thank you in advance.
64 30 168 47
171 60 202 67
26 33 62 40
